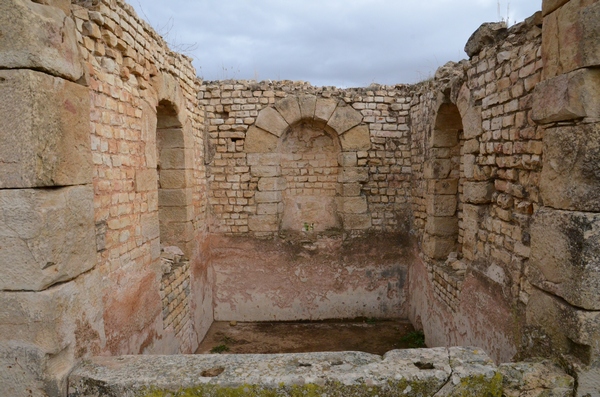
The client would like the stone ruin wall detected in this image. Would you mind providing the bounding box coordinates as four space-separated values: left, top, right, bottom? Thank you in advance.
1 0 600 395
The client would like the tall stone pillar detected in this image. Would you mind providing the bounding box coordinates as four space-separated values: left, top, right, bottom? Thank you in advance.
0 1 99 396
528 0 600 395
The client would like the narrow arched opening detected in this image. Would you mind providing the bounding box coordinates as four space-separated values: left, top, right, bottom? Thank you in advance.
423 102 463 260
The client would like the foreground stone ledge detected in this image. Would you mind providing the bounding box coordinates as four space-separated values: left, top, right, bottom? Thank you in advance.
68 347 502 397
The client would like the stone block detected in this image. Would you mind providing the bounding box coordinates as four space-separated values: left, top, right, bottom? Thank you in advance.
540 124 600 212
338 152 357 167
274 96 301 126
314 98 338 125
426 216 459 237
0 186 95 291
281 196 340 232
423 159 453 179
499 360 574 397
340 196 368 214
257 177 286 191
339 125 371 151
530 207 600 310
462 106 483 139
257 203 279 215
135 169 158 192
464 22 508 58
342 214 371 230
431 129 459 148
327 104 363 135
158 170 189 189
426 194 458 217
158 188 192 207
254 191 282 203
140 213 160 241
463 181 494 204
244 126 279 153
338 167 369 183
532 68 600 123
255 107 288 138
542 0 571 16
298 95 317 121
159 148 193 170
248 215 279 232
251 165 280 178
542 0 600 79
423 233 457 260
427 179 458 195
0 0 83 81
0 69 91 188
342 183 362 197
159 205 194 224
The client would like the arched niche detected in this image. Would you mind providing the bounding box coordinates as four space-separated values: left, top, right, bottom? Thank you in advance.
423 100 463 260
245 95 372 233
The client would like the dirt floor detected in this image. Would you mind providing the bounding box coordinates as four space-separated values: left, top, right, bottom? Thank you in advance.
195 319 421 355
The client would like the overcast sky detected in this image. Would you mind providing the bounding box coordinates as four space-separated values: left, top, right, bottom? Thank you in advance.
131 0 541 87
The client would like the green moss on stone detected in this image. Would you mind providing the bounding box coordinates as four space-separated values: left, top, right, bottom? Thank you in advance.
451 372 503 397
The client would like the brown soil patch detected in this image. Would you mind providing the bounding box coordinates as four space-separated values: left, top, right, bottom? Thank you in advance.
195 319 418 355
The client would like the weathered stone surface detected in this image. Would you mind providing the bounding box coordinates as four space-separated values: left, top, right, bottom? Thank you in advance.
463 181 494 204
135 169 158 192
158 188 193 207
0 69 92 188
542 0 600 79
338 152 358 167
274 96 301 126
281 196 339 232
257 177 286 191
426 216 458 237
542 0 571 16
340 196 368 214
464 22 508 58
340 124 371 151
327 104 363 135
244 126 279 153
343 213 372 230
0 0 83 81
251 165 280 178
427 179 458 195
423 159 453 179
530 207 600 310
423 233 457 260
338 167 369 183
426 195 458 217
431 129 459 148
0 186 95 291
462 106 483 140
540 124 600 212
248 215 279 232
255 107 288 137
314 98 338 125
31 0 71 15
298 95 317 121
68 348 501 397
140 213 160 241
499 360 574 397
532 68 600 123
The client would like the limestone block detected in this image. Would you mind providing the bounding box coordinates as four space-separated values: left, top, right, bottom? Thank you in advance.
540 124 600 212
159 148 194 170
158 170 190 189
153 73 187 128
340 196 368 214
0 69 92 188
431 129 458 148
0 0 83 81
464 22 507 58
463 181 494 204
251 165 280 178
255 107 288 138
257 177 286 191
135 169 158 192
530 207 600 310
314 98 338 126
274 96 301 126
159 204 194 224
340 125 371 151
338 152 358 167
281 196 339 232
248 215 279 232
426 216 458 237
426 195 458 217
158 188 192 207
327 104 363 135
140 213 160 241
427 179 458 195
499 360 574 397
542 0 600 79
244 126 278 153
298 95 317 121
254 191 282 203
423 159 453 179
338 167 369 183
542 0 571 16
0 186 95 291
423 233 457 260
532 68 600 123
342 213 371 230
342 183 362 197
462 106 483 140
141 100 158 169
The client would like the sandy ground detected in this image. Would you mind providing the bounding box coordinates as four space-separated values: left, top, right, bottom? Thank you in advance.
195 319 418 355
